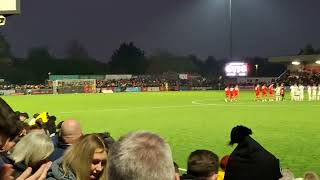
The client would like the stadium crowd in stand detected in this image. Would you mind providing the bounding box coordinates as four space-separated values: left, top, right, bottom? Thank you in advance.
279 71 320 86
0 97 319 180
0 84 49 91
96 77 217 89
1 75 219 92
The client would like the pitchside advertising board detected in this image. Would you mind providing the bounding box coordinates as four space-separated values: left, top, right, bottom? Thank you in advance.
225 62 248 77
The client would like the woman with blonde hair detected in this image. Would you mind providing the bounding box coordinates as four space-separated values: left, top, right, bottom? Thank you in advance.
4 132 54 178
47 134 107 180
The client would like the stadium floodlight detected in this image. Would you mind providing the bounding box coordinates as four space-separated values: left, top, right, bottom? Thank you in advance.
291 61 300 65
225 62 248 76
315 60 320 64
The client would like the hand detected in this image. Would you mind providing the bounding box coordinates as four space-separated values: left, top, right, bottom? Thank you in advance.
17 161 52 180
0 164 14 180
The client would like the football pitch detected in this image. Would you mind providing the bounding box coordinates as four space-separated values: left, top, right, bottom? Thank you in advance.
2 91 320 175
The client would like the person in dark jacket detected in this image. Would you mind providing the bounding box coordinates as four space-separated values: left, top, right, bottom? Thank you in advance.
48 119 82 161
224 125 282 180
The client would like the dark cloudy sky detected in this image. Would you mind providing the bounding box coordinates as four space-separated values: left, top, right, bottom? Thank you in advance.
2 0 320 61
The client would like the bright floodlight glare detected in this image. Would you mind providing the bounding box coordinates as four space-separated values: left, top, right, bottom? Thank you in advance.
291 61 300 65
315 60 320 64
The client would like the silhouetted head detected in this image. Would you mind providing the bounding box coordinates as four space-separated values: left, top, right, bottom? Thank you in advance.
229 125 252 145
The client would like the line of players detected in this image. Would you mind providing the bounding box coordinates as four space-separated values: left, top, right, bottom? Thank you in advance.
224 85 239 102
289 83 320 101
225 83 320 102
254 83 279 101
255 83 320 102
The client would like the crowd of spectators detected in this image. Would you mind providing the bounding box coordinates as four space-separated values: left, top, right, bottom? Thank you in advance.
1 77 219 93
0 84 49 91
279 71 320 86
96 77 219 89
0 97 318 180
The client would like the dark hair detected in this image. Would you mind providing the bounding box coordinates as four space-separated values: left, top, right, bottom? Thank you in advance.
229 125 252 145
187 150 219 178
45 115 57 135
19 113 29 119
0 98 21 139
0 98 16 119
97 132 115 150
28 124 49 135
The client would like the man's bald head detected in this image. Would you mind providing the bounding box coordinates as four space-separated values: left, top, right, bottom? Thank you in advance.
60 119 82 145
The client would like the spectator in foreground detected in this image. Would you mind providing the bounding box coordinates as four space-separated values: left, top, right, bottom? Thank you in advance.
224 125 282 180
4 132 54 178
107 131 177 180
180 150 219 180
0 97 52 180
279 169 295 180
304 171 319 180
47 134 107 180
0 98 23 169
48 119 83 161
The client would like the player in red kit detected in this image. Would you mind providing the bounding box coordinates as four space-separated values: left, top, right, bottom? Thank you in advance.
229 85 235 101
224 86 230 102
261 84 267 101
268 83 274 101
255 84 261 101
234 85 239 101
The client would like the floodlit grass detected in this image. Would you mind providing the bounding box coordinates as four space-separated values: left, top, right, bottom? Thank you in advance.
3 91 320 175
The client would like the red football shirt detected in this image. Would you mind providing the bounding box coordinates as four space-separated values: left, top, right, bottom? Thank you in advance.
255 86 260 96
268 85 274 94
225 87 230 97
235 87 239 96
262 85 267 95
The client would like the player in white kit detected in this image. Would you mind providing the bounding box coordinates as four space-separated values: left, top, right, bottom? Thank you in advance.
312 84 318 101
318 84 320 101
307 85 312 101
298 83 304 101
290 84 295 101
275 84 281 101
293 83 299 101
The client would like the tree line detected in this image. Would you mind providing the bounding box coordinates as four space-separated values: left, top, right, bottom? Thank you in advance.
4 33 318 84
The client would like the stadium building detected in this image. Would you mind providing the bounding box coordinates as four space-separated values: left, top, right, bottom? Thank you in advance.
269 54 320 73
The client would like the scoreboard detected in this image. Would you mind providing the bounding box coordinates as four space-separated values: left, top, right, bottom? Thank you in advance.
225 62 248 77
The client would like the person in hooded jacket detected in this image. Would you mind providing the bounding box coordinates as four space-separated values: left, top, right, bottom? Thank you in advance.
224 125 282 180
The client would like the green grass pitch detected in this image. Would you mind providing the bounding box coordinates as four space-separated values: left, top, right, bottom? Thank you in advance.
2 91 320 176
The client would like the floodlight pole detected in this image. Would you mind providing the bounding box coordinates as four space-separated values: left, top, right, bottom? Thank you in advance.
229 0 233 59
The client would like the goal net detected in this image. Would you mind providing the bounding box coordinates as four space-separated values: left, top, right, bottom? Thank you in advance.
52 79 96 94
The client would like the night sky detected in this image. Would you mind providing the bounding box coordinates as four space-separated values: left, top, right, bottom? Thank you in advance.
2 0 320 61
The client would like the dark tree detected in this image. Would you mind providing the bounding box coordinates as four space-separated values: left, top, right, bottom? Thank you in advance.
64 40 90 60
109 42 148 74
0 33 12 58
298 44 316 55
25 47 55 83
